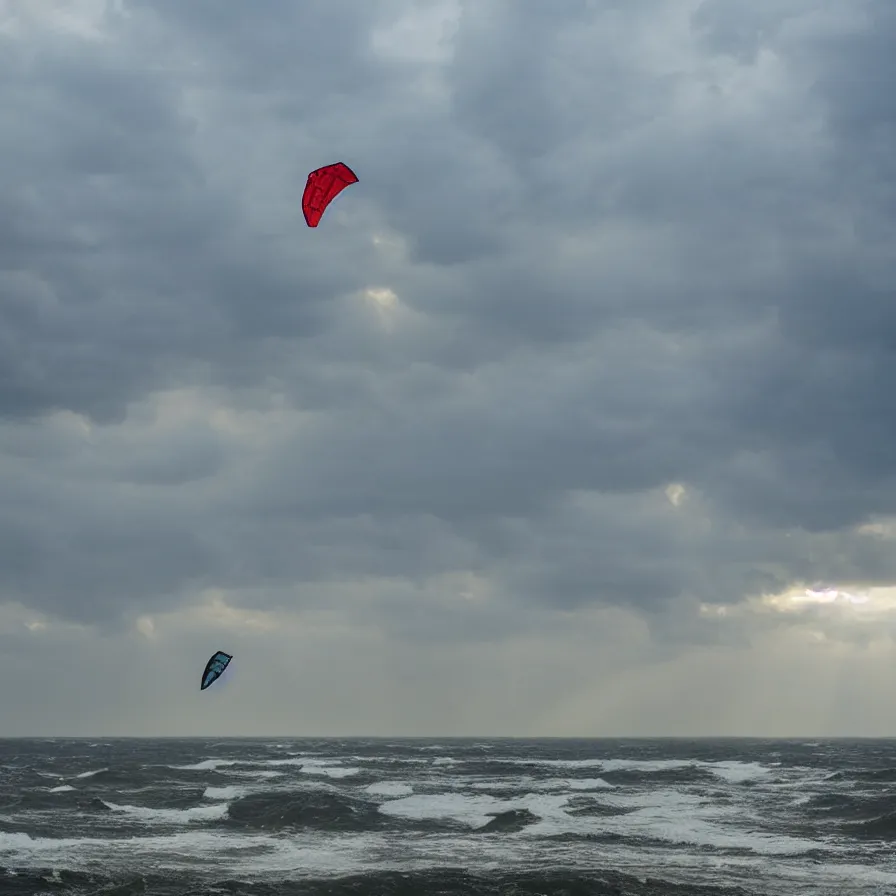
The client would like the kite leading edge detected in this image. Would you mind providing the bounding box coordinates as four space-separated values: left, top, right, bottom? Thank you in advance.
201 651 232 691
302 162 358 227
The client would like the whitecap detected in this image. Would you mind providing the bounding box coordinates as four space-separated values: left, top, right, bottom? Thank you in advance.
101 801 229 824
365 782 414 797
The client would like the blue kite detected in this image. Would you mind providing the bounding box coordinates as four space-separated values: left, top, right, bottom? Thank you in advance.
201 651 232 690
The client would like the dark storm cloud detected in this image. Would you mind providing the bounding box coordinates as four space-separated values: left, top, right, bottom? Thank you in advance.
0 0 895 636
685 0 896 532
0 2 394 422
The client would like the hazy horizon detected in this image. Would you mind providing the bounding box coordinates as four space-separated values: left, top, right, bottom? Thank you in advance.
7 730 896 741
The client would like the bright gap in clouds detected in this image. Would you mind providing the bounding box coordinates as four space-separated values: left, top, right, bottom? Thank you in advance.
798 586 869 606
701 583 896 623
364 287 398 309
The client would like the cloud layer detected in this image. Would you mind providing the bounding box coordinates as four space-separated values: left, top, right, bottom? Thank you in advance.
1 0 895 734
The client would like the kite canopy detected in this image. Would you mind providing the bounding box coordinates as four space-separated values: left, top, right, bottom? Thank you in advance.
302 162 358 227
201 651 232 691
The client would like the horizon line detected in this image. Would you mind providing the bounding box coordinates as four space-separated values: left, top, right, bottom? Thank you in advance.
2 733 896 740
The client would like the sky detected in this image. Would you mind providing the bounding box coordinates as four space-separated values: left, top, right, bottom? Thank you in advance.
0 0 895 738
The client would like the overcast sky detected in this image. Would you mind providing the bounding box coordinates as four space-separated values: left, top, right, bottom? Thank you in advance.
1 0 895 737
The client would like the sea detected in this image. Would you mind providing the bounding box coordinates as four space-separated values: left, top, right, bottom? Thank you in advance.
2 738 896 896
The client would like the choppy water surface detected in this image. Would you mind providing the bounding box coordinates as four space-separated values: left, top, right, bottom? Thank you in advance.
2 738 896 895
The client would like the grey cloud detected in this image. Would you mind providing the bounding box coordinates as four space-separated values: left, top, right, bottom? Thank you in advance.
129 0 401 88
0 0 895 658
690 0 824 62
0 2 391 423
0 496 210 628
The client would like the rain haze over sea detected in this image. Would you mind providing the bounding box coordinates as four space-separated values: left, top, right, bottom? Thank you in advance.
3 738 896 895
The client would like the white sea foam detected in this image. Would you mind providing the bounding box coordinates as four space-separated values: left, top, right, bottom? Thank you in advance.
0 825 892 895
203 785 246 800
565 778 616 790
708 761 771 784
492 757 777 782
170 759 238 771
74 768 107 779
251 758 360 779
468 776 537 791
47 785 75 793
592 792 821 856
473 776 614 792
365 782 414 797
101 801 229 824
0 829 284 867
376 784 825 858
378 791 570 829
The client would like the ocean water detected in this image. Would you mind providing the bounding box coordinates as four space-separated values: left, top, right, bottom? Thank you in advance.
1 738 896 895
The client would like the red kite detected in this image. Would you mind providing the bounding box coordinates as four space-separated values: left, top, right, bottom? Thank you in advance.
302 162 358 227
